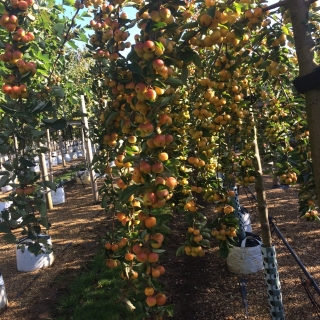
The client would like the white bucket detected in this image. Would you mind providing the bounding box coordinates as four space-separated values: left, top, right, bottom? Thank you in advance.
76 170 91 184
71 152 78 160
52 157 58 167
31 164 41 172
1 185 12 193
51 187 65 205
0 273 8 310
240 207 252 232
16 236 55 272
64 154 71 162
0 201 13 222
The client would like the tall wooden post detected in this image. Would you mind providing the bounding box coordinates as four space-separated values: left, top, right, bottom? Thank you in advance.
80 95 99 203
39 147 53 210
46 129 53 182
81 126 86 159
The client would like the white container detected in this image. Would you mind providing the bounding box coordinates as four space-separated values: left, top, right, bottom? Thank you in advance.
31 164 41 173
76 170 91 184
64 154 71 162
57 155 63 164
227 234 263 275
0 273 8 310
240 207 252 232
68 146 73 153
51 187 65 205
0 201 13 222
16 236 55 272
71 152 78 160
1 185 12 193
52 157 58 167
77 151 84 157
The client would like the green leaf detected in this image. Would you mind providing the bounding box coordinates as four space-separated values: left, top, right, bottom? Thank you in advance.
2 233 16 243
72 111 87 117
0 175 9 188
165 304 175 317
42 118 67 130
0 222 11 233
105 112 119 128
180 21 198 30
157 95 173 107
262 71 269 82
2 161 12 171
19 157 36 167
127 62 142 74
207 6 216 18
120 184 141 204
44 181 57 191
164 78 184 88
181 65 188 84
50 86 65 98
176 245 185 256
152 22 167 30
122 156 137 164
182 30 198 41
192 53 202 69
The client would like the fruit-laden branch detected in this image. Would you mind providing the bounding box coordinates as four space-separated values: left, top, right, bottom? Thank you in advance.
47 6 82 83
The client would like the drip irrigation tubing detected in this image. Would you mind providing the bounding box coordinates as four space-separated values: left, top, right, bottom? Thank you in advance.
300 277 320 319
269 217 320 295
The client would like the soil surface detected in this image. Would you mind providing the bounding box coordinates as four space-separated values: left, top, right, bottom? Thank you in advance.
1 171 320 320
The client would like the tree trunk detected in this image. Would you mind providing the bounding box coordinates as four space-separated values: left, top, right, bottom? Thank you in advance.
253 123 272 247
288 0 320 202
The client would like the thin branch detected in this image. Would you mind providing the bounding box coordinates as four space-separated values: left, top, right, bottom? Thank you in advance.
262 0 287 12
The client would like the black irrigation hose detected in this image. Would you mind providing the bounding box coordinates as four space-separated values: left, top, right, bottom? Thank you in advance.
300 277 320 319
269 217 320 295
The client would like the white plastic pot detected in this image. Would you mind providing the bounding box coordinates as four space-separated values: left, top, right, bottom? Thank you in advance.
0 201 13 223
1 185 12 193
0 273 8 310
52 157 58 167
51 187 65 205
31 164 41 173
64 154 71 162
16 235 55 272
76 170 91 184
71 152 78 160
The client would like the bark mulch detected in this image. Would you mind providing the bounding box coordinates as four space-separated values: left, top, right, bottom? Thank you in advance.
1 174 320 320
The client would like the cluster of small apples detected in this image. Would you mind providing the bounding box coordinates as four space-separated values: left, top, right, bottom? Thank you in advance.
105 258 120 268
184 200 197 212
144 287 167 307
268 32 287 48
187 156 206 168
265 61 288 77
212 225 237 241
190 186 203 193
15 185 35 195
105 237 128 252
244 7 264 30
279 172 297 185
303 209 319 220
184 245 205 257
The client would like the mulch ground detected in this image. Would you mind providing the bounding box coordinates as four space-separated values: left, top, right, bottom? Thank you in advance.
1 172 320 320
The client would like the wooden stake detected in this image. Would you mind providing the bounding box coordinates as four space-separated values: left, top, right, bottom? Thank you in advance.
80 95 99 203
39 146 53 210
46 129 53 182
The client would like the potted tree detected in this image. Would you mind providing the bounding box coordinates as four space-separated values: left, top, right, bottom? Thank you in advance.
0 153 55 272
